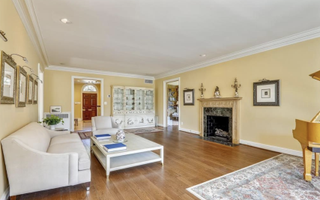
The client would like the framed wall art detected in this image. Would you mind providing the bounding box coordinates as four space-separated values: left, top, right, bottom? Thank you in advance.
16 66 27 107
33 80 38 104
253 80 280 106
50 106 62 113
27 75 34 104
183 89 194 105
0 51 17 104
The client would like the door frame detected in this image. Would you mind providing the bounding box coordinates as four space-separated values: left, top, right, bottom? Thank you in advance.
71 76 104 131
163 77 180 130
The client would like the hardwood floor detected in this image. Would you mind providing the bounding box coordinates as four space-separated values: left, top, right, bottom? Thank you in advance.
17 126 279 200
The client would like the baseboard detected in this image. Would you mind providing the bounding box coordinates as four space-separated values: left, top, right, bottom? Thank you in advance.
240 139 302 157
0 188 9 200
157 124 164 127
179 128 200 135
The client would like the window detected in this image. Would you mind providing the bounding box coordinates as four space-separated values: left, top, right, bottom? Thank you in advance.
83 85 97 92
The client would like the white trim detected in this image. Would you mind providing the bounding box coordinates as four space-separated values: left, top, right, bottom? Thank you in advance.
47 65 155 80
186 154 283 199
179 128 200 135
38 63 44 122
12 0 48 67
163 78 180 130
156 26 320 79
240 139 302 157
71 76 104 131
0 187 9 200
157 124 164 127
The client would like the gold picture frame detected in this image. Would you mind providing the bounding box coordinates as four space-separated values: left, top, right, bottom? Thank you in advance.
16 66 27 107
0 51 17 104
27 75 34 104
33 80 38 104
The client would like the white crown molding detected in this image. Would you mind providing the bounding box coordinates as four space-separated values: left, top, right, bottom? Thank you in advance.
155 26 320 79
0 187 9 200
12 0 48 67
46 65 155 80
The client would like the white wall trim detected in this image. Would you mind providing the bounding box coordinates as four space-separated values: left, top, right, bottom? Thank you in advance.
47 65 155 80
155 26 320 79
163 78 180 129
0 187 9 200
240 139 302 157
157 123 164 127
12 0 48 67
71 76 104 131
179 128 200 135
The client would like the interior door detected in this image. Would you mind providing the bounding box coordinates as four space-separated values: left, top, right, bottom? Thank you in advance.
83 93 97 120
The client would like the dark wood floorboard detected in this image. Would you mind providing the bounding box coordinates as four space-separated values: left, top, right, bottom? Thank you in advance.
17 126 279 200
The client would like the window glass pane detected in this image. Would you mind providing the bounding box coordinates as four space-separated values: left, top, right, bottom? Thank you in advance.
83 85 97 92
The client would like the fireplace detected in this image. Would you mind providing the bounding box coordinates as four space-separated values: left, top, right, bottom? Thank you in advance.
203 107 233 145
198 97 241 146
206 116 231 142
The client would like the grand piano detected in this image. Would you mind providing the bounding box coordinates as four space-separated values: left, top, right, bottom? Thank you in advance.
292 70 320 181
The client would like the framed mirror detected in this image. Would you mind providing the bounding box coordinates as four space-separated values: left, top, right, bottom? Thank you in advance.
16 66 27 107
27 75 34 104
33 80 38 104
0 51 17 104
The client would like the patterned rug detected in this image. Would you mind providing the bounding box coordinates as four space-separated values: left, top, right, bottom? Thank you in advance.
78 131 93 139
187 154 320 200
125 127 163 134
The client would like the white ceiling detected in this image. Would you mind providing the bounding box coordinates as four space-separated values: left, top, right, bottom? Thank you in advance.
25 0 320 77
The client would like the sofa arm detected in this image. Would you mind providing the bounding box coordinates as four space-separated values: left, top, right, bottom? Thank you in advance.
47 129 70 138
2 139 78 196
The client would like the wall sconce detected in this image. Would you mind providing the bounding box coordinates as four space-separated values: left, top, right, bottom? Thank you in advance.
0 30 8 42
22 65 34 73
10 53 28 63
30 73 43 83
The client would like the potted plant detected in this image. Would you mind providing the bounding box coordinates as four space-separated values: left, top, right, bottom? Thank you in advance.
41 115 64 130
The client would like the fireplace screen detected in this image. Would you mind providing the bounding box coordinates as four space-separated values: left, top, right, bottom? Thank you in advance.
206 115 231 142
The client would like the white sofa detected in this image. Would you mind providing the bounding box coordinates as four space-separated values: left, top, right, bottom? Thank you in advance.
1 122 91 199
92 116 119 135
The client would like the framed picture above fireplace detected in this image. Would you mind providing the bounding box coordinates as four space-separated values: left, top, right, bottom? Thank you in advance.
183 89 194 105
253 79 279 106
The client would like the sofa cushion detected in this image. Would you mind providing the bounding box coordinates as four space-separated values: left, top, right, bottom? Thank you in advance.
50 134 81 146
93 116 112 130
48 137 90 171
5 122 51 152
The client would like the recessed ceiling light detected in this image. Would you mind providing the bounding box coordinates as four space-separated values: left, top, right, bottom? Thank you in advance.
60 18 71 24
200 54 206 57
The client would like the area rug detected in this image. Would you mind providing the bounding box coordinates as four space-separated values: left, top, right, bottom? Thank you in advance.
125 127 163 134
187 154 320 200
78 131 93 139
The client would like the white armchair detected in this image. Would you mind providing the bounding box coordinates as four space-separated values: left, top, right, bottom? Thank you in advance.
91 116 119 135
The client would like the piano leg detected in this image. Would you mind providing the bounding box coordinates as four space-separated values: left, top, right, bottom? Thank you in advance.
316 153 319 176
303 147 312 181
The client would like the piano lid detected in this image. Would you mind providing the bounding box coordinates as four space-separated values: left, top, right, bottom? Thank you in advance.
310 70 320 81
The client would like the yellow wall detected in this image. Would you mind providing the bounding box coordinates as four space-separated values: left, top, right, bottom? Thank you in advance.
156 38 320 151
44 70 154 118
0 0 44 196
74 83 101 119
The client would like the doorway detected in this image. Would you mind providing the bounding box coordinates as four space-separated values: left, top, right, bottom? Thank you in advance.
71 76 104 131
163 78 180 129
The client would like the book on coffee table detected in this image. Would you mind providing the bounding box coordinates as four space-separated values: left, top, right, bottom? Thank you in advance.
103 143 127 152
94 134 111 140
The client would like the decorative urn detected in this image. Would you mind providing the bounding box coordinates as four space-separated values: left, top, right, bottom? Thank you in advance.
116 130 126 142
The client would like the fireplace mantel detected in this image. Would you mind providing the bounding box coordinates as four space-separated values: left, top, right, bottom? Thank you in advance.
198 97 242 145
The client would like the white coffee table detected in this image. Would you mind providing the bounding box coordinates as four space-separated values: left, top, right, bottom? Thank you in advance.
91 133 164 178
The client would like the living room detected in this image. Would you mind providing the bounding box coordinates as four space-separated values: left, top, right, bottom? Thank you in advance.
1 0 320 199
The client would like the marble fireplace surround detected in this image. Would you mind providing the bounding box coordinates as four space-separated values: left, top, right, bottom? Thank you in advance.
198 97 242 145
